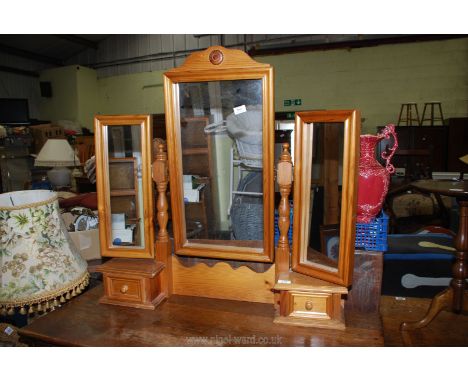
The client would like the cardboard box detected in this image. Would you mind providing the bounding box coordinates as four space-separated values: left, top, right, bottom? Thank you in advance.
62 211 101 261
69 229 101 261
29 124 65 154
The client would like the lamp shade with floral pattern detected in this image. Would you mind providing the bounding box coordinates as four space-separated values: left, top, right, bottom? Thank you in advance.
0 190 89 316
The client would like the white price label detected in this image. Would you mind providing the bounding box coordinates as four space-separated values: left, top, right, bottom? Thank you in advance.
233 105 247 115
277 279 291 284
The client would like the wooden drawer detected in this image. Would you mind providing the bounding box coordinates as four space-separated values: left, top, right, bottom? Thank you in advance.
97 259 165 310
286 291 333 319
107 276 142 302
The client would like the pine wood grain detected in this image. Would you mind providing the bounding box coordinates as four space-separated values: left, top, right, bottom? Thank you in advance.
275 143 293 274
163 45 275 262
291 110 360 286
94 115 155 259
18 284 384 347
171 256 275 304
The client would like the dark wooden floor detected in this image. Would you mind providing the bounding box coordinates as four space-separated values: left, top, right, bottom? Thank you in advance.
380 295 468 346
15 285 468 346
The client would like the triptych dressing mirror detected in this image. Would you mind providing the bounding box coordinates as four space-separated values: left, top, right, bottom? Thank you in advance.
92 46 361 319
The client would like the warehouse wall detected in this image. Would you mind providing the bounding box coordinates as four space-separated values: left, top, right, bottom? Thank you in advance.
97 70 165 116
0 73 41 119
37 66 165 131
38 65 99 131
89 37 468 134
38 37 468 134
39 66 78 123
0 53 46 119
257 38 468 132
69 34 302 77
76 66 99 131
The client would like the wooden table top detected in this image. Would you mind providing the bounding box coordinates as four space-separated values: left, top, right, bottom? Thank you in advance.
19 284 384 347
411 179 468 199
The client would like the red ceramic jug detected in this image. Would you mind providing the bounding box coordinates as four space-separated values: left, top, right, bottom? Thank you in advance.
357 124 398 223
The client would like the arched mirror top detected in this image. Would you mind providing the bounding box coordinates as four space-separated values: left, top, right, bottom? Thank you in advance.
165 46 271 76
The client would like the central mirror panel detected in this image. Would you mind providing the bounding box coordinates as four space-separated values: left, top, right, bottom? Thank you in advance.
178 80 263 247
164 46 274 262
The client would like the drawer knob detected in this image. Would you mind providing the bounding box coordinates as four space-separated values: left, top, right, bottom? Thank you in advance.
305 300 313 311
120 285 129 294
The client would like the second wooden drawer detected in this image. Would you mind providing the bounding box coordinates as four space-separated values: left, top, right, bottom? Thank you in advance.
287 291 333 319
107 277 142 301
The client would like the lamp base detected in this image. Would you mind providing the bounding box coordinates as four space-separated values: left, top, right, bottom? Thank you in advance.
47 167 71 188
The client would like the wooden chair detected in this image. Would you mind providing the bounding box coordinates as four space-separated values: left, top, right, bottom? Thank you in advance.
384 183 450 234
73 136 95 165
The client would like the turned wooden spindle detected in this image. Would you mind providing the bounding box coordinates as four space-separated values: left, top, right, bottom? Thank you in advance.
452 199 468 312
276 143 293 274
152 142 172 295
153 142 169 242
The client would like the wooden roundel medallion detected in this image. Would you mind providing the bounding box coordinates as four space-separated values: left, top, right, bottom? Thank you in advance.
209 49 224 65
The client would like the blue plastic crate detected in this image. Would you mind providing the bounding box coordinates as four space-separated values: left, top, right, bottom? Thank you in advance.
274 204 293 246
355 211 389 251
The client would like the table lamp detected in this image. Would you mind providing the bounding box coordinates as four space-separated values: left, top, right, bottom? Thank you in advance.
0 190 89 316
35 139 80 188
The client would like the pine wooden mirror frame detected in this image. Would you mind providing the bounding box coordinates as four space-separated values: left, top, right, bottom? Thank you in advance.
95 115 155 259
291 110 360 286
163 46 275 262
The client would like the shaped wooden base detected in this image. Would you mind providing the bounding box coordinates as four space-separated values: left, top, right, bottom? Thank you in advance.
97 258 166 310
171 255 275 304
274 271 347 330
401 287 468 331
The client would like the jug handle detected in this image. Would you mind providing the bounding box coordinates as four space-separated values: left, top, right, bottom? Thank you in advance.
378 124 398 174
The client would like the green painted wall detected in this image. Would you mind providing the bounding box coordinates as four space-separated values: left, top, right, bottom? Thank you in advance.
39 65 99 131
97 71 166 116
39 66 78 122
76 66 99 131
257 38 468 133
39 38 468 135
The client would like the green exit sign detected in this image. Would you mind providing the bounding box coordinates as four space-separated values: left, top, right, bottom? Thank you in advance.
283 98 302 107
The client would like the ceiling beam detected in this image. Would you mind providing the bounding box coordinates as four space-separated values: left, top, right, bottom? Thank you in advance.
0 43 63 66
248 34 468 57
0 65 39 77
54 34 99 49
